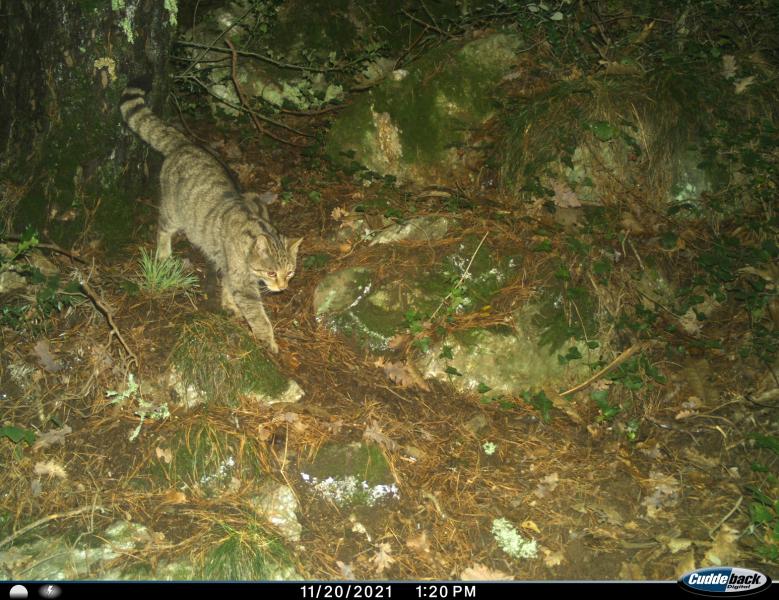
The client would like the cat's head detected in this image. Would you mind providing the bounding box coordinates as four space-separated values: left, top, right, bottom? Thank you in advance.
248 235 303 292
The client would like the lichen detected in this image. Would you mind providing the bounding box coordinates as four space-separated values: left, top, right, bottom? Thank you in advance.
164 0 178 27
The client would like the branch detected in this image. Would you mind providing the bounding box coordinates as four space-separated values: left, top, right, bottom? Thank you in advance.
77 273 138 369
224 39 315 147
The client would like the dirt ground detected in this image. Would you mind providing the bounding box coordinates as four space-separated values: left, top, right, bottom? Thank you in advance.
1 120 777 582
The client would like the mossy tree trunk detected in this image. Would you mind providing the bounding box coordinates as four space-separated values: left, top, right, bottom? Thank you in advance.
0 0 176 250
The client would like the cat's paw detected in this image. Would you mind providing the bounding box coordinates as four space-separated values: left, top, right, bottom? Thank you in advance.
267 338 279 354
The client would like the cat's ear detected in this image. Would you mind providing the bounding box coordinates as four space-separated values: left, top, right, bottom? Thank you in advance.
286 237 303 258
253 235 272 255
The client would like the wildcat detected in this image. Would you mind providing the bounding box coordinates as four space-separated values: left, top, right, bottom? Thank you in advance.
119 79 301 353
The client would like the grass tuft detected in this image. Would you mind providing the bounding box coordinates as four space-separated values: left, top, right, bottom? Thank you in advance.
136 248 199 296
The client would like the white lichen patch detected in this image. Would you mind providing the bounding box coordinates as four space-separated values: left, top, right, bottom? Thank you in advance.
491 517 538 559
300 472 399 507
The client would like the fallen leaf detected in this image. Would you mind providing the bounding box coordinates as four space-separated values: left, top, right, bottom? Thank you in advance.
704 525 740 566
324 419 344 435
375 357 430 391
331 207 349 221
363 420 398 451
257 426 272 441
32 425 72 450
721 55 737 79
406 531 431 554
460 563 514 580
734 75 755 94
521 520 541 534
34 461 67 479
161 489 187 504
387 333 410 350
552 181 581 208
533 472 559 498
32 340 63 372
542 548 565 567
155 447 173 464
232 162 255 187
371 543 395 575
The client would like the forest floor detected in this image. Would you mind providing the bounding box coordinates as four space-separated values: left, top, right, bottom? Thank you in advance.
1 118 777 581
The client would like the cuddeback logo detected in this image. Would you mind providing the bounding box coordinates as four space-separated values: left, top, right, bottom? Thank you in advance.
679 567 772 596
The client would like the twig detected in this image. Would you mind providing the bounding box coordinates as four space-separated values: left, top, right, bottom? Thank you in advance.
225 39 315 146
180 5 254 78
708 496 743 538
559 342 647 398
0 505 106 549
430 232 488 321
402 8 451 38
1 235 86 264
77 273 138 369
177 40 360 74
176 73 312 142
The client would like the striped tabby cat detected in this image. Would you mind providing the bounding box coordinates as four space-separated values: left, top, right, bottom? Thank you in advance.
119 80 301 353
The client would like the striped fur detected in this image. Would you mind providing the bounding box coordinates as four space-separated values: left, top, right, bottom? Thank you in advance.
120 84 302 353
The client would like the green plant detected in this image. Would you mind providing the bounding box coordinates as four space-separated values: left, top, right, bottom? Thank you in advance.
0 228 83 330
0 425 36 446
136 248 198 296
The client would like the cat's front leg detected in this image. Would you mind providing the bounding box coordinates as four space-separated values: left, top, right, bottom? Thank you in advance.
227 284 279 353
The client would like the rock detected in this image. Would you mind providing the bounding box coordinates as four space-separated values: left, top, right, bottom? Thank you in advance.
249 481 302 542
326 33 523 186
370 216 451 245
313 267 374 317
417 305 593 398
300 442 398 507
315 237 516 352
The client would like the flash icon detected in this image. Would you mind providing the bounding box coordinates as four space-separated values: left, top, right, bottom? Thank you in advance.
37 585 60 599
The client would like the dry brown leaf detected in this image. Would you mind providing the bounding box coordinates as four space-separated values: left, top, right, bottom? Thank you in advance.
32 425 72 450
521 520 541 534
331 207 349 221
542 547 565 567
232 162 255 187
338 242 352 254
155 447 173 464
33 339 63 372
371 543 395 575
704 525 740 566
721 55 737 79
460 563 514 580
363 420 398 451
161 489 187 504
375 357 430 391
257 426 272 441
387 333 410 350
406 530 431 554
533 472 559 498
734 75 755 94
34 461 67 479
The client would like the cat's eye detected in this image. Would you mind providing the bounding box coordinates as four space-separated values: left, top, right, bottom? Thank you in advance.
266 271 276 277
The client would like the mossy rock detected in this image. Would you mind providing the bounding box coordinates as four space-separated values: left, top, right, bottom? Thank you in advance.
325 32 523 185
169 314 293 407
300 442 397 507
314 239 516 352
417 301 596 398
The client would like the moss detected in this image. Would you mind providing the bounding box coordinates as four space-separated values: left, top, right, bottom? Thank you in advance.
151 421 263 496
170 314 289 407
306 442 391 485
326 33 521 176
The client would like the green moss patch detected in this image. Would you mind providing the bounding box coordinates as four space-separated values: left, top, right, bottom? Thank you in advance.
170 314 289 407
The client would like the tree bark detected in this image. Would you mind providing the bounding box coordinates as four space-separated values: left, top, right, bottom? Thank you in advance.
0 0 175 249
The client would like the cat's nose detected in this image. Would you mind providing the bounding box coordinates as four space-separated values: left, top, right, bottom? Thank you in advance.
276 279 288 290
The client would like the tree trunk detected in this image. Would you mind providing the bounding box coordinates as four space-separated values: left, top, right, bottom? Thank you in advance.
0 0 175 250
